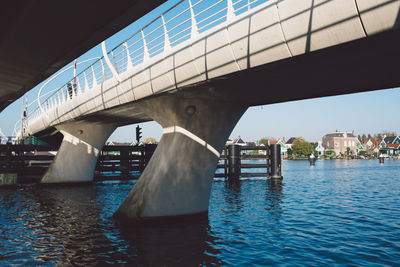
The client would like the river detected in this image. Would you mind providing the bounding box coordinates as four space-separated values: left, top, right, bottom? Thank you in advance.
1 159 399 266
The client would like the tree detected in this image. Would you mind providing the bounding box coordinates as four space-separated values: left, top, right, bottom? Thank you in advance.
143 137 157 144
287 148 293 159
292 139 314 156
382 131 397 137
346 147 351 158
258 138 269 146
362 134 367 141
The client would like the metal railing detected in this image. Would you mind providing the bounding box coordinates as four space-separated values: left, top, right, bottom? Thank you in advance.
19 0 267 135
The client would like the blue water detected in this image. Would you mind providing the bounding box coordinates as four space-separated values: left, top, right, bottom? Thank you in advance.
1 160 400 266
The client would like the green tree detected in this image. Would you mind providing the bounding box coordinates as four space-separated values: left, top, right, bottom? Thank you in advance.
258 138 269 146
287 148 293 159
382 131 397 137
292 139 314 156
362 134 367 141
346 147 351 158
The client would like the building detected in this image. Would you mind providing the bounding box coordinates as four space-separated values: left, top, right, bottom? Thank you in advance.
360 139 380 155
322 131 359 156
285 137 298 150
311 141 325 156
232 136 246 146
269 139 288 158
379 135 400 156
380 135 400 148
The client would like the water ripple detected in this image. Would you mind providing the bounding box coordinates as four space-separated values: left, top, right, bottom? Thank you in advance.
1 160 400 265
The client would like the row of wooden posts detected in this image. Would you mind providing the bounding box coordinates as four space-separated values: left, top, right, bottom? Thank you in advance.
0 143 283 182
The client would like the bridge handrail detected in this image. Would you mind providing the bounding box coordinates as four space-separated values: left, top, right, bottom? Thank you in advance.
22 0 266 132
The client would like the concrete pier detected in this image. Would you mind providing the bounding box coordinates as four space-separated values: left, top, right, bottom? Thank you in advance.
41 121 116 183
114 93 246 222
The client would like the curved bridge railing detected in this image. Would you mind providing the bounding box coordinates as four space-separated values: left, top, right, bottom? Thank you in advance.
20 0 267 134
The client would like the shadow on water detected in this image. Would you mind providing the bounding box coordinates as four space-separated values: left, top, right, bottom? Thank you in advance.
117 216 224 266
0 183 224 266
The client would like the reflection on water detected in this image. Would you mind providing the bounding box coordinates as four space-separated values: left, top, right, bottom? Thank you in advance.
119 217 222 266
265 178 283 218
1 160 400 265
0 183 222 266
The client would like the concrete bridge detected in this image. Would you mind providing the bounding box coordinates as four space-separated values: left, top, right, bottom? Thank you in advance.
18 0 400 222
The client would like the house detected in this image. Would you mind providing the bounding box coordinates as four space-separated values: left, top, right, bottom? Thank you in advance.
322 131 359 156
361 139 380 155
232 136 246 146
285 137 298 150
258 143 267 155
226 136 250 155
311 141 325 156
380 143 400 156
380 135 400 148
379 136 400 156
270 139 288 158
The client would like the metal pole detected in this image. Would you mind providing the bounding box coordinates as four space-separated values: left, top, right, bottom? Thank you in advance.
379 154 384 164
309 153 316 166
228 144 240 180
270 144 282 179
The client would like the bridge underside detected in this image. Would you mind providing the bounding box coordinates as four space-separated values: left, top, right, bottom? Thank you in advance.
36 28 400 222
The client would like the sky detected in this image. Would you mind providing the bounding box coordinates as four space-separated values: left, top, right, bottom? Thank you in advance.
1 0 399 142
104 87 400 143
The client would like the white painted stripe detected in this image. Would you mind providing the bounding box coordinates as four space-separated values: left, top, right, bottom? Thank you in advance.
175 126 207 147
162 126 220 158
163 126 175 134
206 144 221 158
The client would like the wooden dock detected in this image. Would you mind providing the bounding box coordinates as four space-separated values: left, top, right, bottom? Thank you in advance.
0 143 276 182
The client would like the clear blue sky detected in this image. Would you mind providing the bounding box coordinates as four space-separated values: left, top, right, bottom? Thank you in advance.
1 0 399 142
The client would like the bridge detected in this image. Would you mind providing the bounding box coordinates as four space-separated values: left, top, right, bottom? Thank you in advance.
0 0 166 112
15 0 400 222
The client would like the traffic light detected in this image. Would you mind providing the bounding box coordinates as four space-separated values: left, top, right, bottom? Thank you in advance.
136 125 142 144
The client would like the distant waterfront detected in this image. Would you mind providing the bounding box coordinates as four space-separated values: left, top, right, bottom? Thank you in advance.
1 160 399 265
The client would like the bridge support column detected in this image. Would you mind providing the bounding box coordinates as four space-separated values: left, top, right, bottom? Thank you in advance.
114 94 246 222
41 121 116 183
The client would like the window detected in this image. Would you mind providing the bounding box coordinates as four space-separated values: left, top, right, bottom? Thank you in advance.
344 141 347 147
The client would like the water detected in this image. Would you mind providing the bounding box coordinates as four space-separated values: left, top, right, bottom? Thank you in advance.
1 160 400 266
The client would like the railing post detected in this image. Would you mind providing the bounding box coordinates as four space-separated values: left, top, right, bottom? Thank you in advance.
224 146 228 179
120 148 129 175
161 15 171 50
139 145 145 172
270 144 282 179
141 30 150 62
189 0 199 38
228 144 240 180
